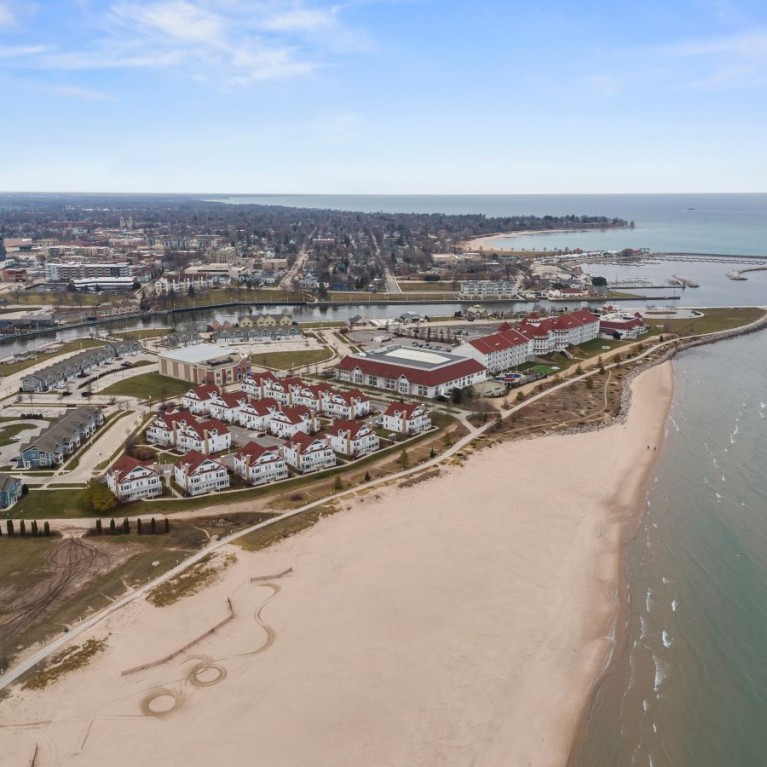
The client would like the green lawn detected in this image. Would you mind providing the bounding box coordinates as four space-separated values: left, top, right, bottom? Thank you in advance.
101 372 190 400
0 339 106 376
10 488 90 519
251 348 334 371
0 422 37 447
647 307 766 337
111 328 170 340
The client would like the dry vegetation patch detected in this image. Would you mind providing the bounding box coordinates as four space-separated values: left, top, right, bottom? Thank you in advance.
22 637 108 691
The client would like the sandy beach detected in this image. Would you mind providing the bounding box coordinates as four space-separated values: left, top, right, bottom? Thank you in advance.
464 228 587 251
0 363 673 767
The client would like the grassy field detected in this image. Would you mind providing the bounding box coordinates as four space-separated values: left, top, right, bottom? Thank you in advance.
101 372 189 400
399 281 458 293
251 348 334 371
0 422 36 446
10 488 89 519
647 307 766 337
111 328 170 340
0 339 106 376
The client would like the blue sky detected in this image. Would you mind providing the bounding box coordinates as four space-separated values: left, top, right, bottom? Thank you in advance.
1 0 766 193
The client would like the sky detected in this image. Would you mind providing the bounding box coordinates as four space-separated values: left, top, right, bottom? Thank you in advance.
1 0 766 194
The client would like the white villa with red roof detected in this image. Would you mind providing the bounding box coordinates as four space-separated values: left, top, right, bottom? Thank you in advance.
291 383 333 413
237 397 280 431
208 391 249 423
381 401 432 435
327 420 379 457
181 384 220 416
241 370 279 400
174 450 230 496
268 406 318 439
232 442 288 486
455 310 600 374
146 410 199 448
336 345 485 399
176 418 232 454
105 456 163 502
322 389 371 419
283 433 336 473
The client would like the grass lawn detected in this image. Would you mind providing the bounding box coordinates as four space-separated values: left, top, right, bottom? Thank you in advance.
647 307 766 337
10 488 89 519
399 281 457 293
101 372 189 400
111 328 170 340
0 339 105 376
251 348 334 371
0 422 37 447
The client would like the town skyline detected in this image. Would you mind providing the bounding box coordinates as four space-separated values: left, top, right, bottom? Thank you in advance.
1 0 766 194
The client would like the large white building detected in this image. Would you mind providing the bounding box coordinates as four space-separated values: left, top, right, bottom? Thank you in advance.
105 456 163 502
459 280 518 300
232 442 288 486
454 310 601 374
174 451 230 496
337 345 486 399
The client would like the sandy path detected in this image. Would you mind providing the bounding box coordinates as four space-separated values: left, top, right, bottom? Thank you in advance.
0 363 673 767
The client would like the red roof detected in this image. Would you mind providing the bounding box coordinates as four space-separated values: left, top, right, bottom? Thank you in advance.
337 355 484 388
235 441 281 462
107 454 157 480
286 431 327 450
383 401 424 419
217 392 245 408
198 418 230 435
277 406 313 424
469 328 530 354
600 318 646 330
188 384 219 400
327 419 369 438
246 397 280 415
497 321 512 332
333 388 368 405
176 449 223 474
155 409 198 430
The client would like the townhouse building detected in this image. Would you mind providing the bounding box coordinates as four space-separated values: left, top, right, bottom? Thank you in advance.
232 442 289 486
105 456 163 502
327 420 380 457
283 433 336 473
381 402 432 435
174 451 230 496
268 406 318 439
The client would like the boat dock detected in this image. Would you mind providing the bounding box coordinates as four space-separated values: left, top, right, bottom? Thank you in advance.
727 266 767 281
672 274 700 288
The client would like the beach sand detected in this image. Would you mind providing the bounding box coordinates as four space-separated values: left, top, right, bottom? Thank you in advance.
464 228 584 251
0 363 673 767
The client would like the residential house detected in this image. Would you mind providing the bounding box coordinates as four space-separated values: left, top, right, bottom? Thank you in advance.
0 474 22 508
177 418 232 455
237 397 280 432
232 442 288 486
146 410 198 448
208 391 248 424
19 407 105 468
105 456 162 502
381 401 432 435
174 450 230 496
327 420 380 457
283 433 336 473
181 384 221 415
322 389 371 420
291 383 334 414
268 406 318 439
241 370 280 400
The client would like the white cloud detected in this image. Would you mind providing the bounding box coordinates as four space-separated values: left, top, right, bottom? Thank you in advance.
264 6 340 32
665 29 767 59
0 2 15 27
46 84 116 101
111 1 225 44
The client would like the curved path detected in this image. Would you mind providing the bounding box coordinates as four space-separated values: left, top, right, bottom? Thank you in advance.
2 308 766 691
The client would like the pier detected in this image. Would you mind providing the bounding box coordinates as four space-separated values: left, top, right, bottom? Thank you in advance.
726 266 767 281
672 274 700 288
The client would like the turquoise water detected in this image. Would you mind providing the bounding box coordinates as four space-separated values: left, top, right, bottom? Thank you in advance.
571 332 767 767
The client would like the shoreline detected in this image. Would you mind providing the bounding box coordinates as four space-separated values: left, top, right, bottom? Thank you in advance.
464 227 618 251
0 363 674 767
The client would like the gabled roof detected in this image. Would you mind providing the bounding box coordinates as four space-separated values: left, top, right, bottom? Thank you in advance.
383 401 424 419
247 370 279 385
286 431 328 450
216 391 246 408
176 449 224 474
235 441 282 463
327 419 370 439
331 388 368 404
198 418 230 435
153 409 198 430
186 384 220 400
244 396 280 415
337 355 484 387
274 406 312 424
107 455 158 482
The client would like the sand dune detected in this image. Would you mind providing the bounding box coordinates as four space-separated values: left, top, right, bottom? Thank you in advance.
0 363 673 767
